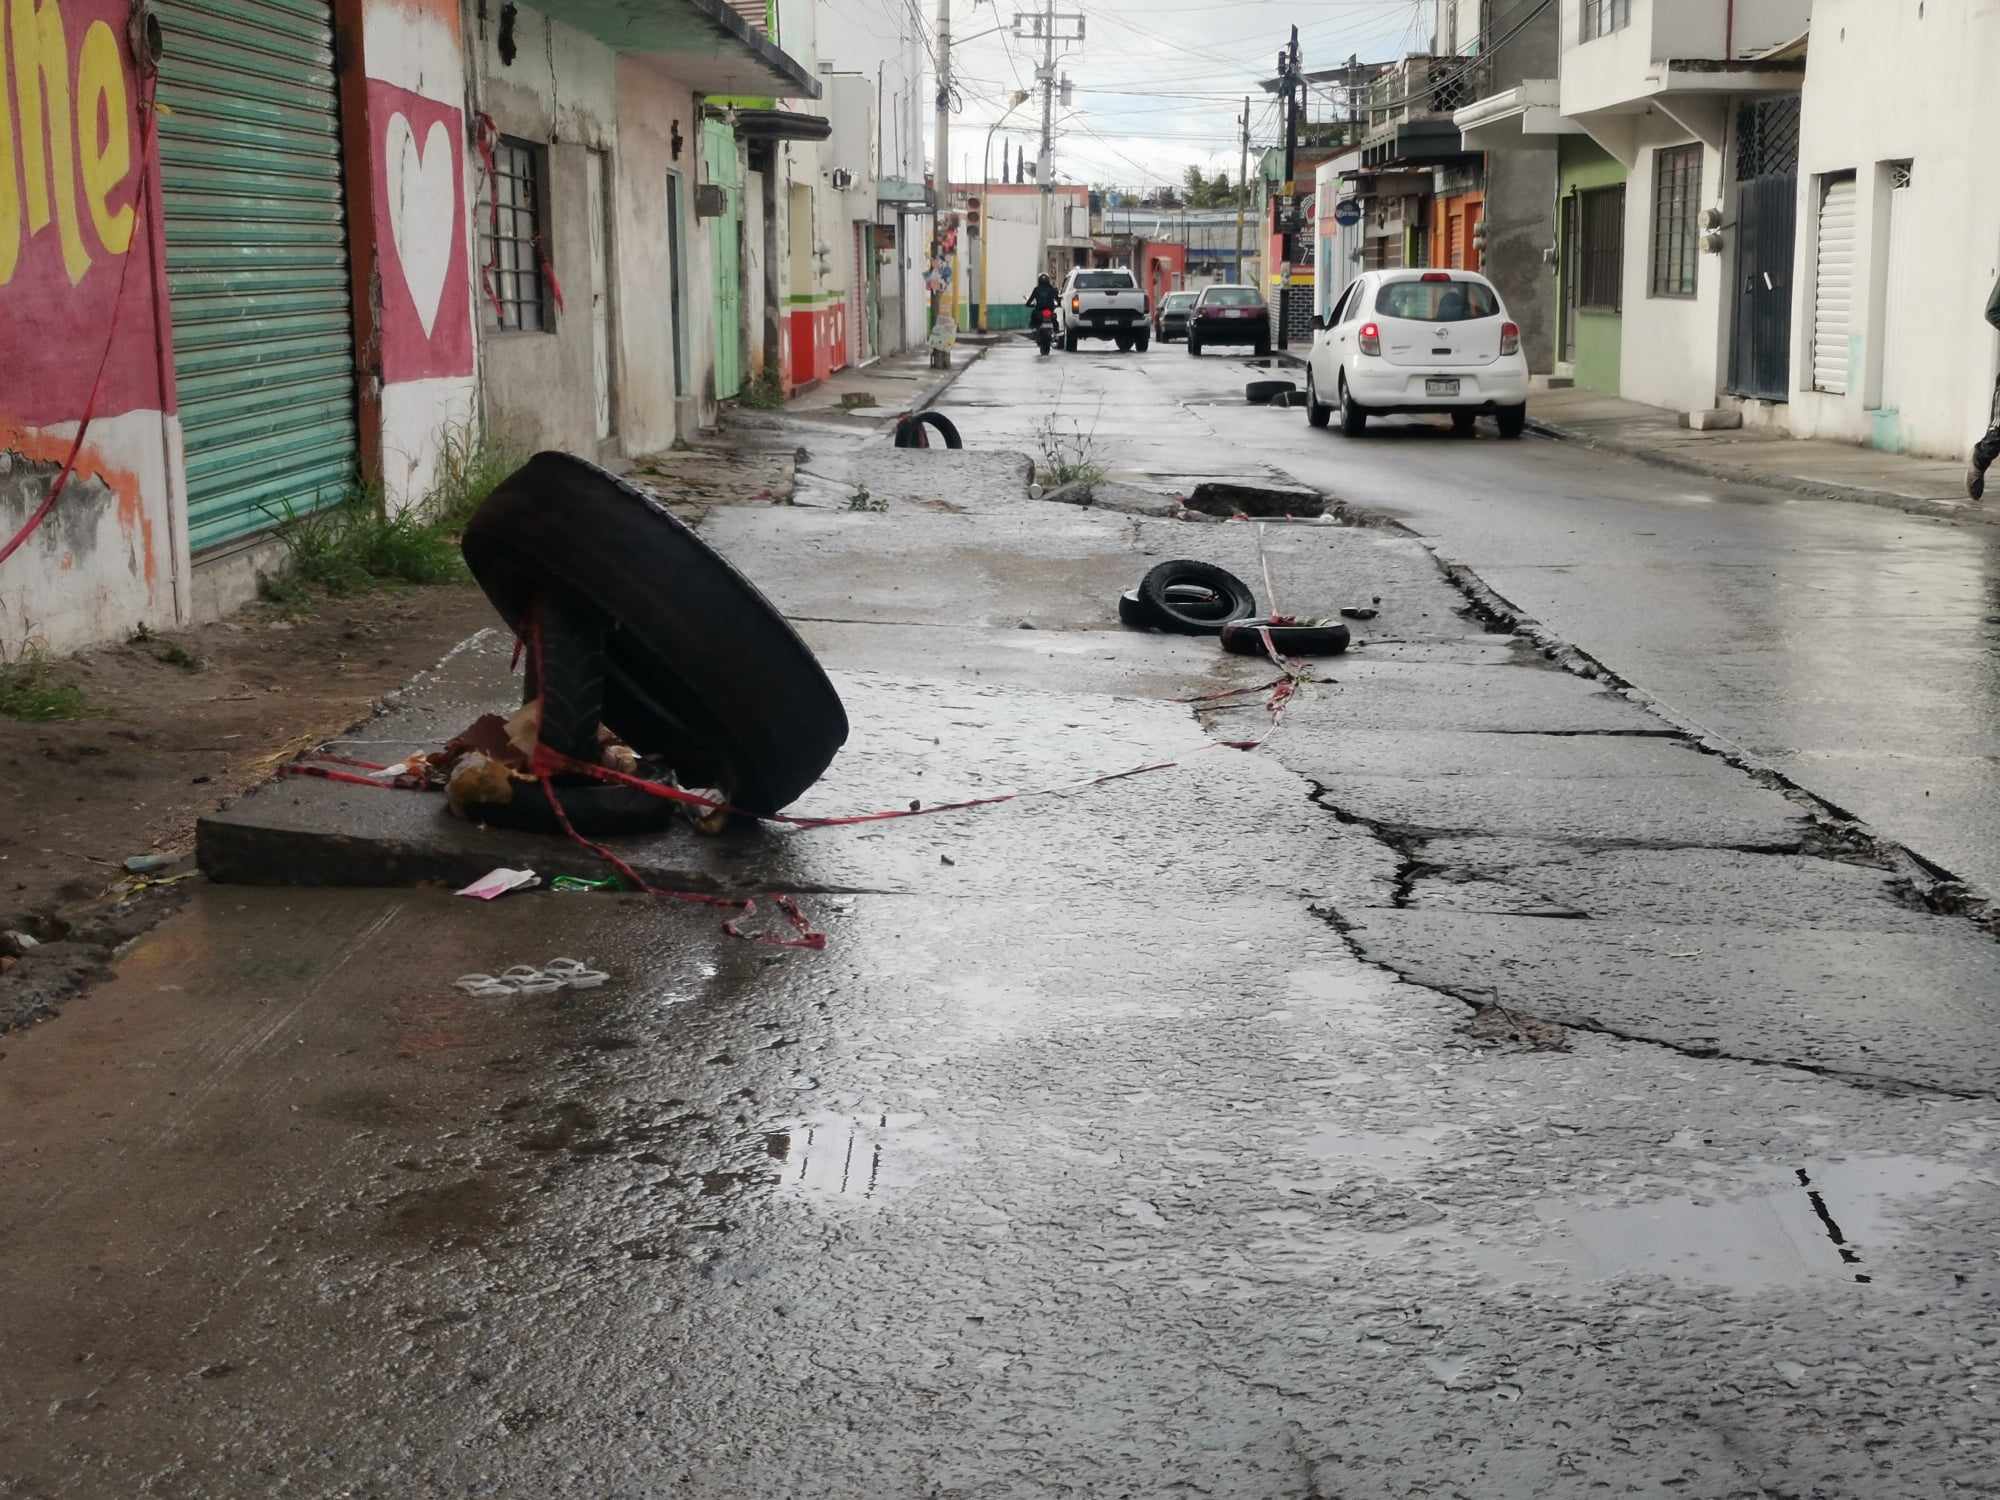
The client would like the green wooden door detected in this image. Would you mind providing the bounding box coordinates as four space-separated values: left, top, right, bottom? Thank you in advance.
156 0 360 551
703 121 743 399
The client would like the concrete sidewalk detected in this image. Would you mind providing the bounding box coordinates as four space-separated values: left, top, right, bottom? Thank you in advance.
1528 387 1983 524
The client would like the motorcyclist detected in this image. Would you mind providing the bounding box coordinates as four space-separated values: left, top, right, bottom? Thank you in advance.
1025 272 1059 319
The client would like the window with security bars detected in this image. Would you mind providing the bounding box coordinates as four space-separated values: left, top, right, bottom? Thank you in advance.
479 137 551 332
1651 143 1702 298
1734 97 1801 181
1580 0 1630 41
1578 186 1623 310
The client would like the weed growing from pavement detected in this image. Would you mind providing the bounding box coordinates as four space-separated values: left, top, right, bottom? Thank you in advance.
0 638 85 721
1033 389 1106 495
258 423 520 607
737 368 786 411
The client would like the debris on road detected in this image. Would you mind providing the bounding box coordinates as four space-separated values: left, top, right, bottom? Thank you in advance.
1220 617 1352 657
1135 561 1257 634
456 868 542 900
1244 379 1297 406
454 958 609 996
893 412 964 449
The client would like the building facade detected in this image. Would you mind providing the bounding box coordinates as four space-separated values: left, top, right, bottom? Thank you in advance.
0 0 813 655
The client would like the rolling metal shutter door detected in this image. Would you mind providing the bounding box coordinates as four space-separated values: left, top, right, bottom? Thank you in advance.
157 0 359 551
1811 174 1857 396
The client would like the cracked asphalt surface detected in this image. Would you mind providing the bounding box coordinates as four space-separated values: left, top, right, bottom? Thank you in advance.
4 342 1998 1497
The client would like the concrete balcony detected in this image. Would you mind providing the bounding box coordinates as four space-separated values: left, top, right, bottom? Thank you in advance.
561 0 819 96
1453 78 1584 151
1559 0 1805 124
1360 54 1483 172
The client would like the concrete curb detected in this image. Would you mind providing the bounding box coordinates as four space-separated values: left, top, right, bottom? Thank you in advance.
911 343 990 416
1527 416 1992 528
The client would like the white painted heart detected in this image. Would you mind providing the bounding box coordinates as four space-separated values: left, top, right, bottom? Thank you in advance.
385 114 456 340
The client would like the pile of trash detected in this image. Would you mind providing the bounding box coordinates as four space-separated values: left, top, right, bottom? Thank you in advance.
1117 559 1357 657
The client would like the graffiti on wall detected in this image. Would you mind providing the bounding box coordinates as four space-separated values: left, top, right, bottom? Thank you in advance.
0 0 164 426
367 78 472 382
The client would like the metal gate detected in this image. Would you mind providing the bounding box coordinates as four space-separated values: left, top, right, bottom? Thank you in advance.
1727 98 1799 402
156 0 359 551
702 120 744 399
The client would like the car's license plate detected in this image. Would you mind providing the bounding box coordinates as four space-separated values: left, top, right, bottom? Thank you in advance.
1226 309 1247 318
1426 377 1461 396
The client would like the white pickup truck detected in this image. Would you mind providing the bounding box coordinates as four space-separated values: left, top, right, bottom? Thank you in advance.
1058 267 1151 353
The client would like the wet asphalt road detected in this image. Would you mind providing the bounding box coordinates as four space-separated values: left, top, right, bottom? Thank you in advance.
4 342 2000 1497
943 338 2000 896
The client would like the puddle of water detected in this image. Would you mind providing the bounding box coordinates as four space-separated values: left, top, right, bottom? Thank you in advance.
1474 1154 1983 1290
770 1110 956 1201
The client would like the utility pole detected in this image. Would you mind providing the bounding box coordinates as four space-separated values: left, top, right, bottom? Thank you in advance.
1233 96 1249 283
1016 6 1083 281
929 0 952 369
1276 25 1301 351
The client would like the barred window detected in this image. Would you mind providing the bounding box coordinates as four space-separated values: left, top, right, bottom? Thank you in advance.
1651 143 1702 298
1578 186 1623 310
479 136 551 333
1580 0 1630 41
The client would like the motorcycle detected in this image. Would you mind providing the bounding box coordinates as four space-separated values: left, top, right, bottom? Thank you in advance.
1034 305 1057 357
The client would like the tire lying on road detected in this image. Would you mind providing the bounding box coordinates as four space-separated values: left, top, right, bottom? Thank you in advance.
1137 561 1257 635
1220 616 1352 657
894 412 964 449
1118 583 1238 630
463 452 849 817
1245 380 1298 406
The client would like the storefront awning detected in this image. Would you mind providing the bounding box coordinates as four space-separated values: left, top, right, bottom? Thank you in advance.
561 0 818 97
733 108 832 141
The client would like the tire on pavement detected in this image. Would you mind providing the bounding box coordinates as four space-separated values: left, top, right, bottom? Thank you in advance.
1220 617 1352 657
528 590 610 763
1246 380 1297 405
462 452 849 816
1119 583 1235 630
460 761 687 837
1496 403 1528 439
1138 561 1257 635
895 411 963 449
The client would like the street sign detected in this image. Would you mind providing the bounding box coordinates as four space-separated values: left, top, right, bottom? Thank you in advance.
1334 197 1362 227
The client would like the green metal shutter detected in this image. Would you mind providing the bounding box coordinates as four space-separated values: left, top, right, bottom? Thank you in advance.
156 0 360 551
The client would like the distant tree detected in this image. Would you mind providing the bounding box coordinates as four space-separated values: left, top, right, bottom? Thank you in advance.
1183 165 1206 203
1203 171 1234 209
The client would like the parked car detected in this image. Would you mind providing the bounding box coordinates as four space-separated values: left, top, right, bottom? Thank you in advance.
1059 267 1151 352
1186 284 1269 357
1305 269 1528 438
1155 289 1199 343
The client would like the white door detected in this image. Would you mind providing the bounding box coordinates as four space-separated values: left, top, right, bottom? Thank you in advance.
587 149 614 440
1879 163 1915 411
1812 174 1857 396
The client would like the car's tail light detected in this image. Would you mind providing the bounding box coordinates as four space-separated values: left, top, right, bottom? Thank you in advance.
1357 322 1381 356
1421 271 1452 282
1499 321 1520 356
1070 295 1081 313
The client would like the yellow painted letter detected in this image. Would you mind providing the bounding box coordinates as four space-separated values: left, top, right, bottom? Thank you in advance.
11 0 91 284
77 19 129 254
0 0 17 285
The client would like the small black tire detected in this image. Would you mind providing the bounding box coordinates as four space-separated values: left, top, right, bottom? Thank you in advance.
895 412 963 449
1119 583 1235 629
1245 380 1296 405
1135 332 1151 353
1497 403 1528 440
1306 372 1332 429
1138 561 1256 635
529 592 610 763
1221 617 1352 657
1064 330 1079 353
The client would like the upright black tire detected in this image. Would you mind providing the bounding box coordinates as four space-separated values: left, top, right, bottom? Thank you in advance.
1118 584 1235 630
1497 404 1528 440
462 453 848 816
895 412 963 449
1339 377 1368 436
1135 332 1150 352
1246 380 1296 405
1138 561 1256 635
1306 371 1332 429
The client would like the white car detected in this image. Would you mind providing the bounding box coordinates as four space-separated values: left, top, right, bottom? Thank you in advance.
1305 269 1529 438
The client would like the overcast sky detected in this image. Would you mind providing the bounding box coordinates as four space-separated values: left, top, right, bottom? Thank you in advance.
935 0 1440 195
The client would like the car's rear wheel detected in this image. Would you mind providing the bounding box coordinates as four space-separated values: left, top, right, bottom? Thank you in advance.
1116 334 1134 352
1306 371 1332 429
1451 411 1478 436
1496 403 1527 439
1064 329 1079 353
1338 376 1368 436
1135 331 1150 353
1187 336 1201 357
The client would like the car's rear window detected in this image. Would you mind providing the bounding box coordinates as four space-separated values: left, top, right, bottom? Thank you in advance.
1163 292 1198 308
1374 280 1500 322
1202 288 1263 307
1075 271 1137 290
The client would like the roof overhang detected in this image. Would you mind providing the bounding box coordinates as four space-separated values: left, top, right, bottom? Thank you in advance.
732 108 831 141
1453 79 1584 150
878 176 931 206
558 0 819 97
1359 118 1476 172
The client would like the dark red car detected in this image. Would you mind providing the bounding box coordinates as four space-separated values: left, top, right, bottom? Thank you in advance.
1186 284 1270 357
